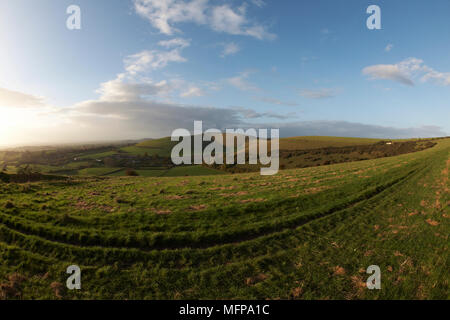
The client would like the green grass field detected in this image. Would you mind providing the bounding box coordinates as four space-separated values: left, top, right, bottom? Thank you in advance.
77 167 123 176
135 135 384 155
278 136 383 150
107 169 167 177
77 151 118 160
161 165 224 177
0 138 448 299
106 166 223 177
134 137 177 157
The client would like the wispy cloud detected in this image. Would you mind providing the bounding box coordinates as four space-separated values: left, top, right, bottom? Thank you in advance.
231 106 295 120
157 37 191 49
124 40 189 75
97 39 205 101
134 0 275 40
362 63 414 86
220 42 240 58
227 71 260 91
385 44 394 52
255 96 299 107
97 79 174 102
250 0 266 8
180 86 205 98
362 57 450 86
0 87 45 108
299 88 337 99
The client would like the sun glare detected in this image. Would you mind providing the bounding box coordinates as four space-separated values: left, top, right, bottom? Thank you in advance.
0 108 35 146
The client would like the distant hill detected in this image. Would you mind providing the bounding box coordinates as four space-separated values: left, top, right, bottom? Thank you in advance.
2 138 448 299
277 136 382 150
134 137 177 157
135 135 384 155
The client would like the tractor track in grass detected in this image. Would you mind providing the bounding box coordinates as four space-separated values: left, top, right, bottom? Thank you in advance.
0 160 431 287
0 162 424 259
1 140 448 299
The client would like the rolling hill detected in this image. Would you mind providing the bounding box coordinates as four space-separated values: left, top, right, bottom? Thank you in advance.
0 137 448 299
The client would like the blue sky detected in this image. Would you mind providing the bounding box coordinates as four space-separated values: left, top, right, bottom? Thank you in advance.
0 0 449 146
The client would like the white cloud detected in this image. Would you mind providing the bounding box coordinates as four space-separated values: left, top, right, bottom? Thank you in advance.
385 44 394 52
299 88 337 99
3 90 446 146
180 86 205 97
210 5 246 34
158 37 191 49
133 0 275 40
134 0 208 35
250 0 266 8
122 37 190 76
220 42 240 58
0 87 45 108
97 78 174 101
124 48 187 75
89 38 208 103
44 99 296 144
209 5 274 39
421 65 450 86
362 57 450 86
362 64 414 86
227 71 260 91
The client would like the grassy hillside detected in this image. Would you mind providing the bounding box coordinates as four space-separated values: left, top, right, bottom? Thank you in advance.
161 165 224 177
135 136 385 154
134 137 177 157
2 136 425 179
0 138 448 299
278 136 383 150
77 167 123 176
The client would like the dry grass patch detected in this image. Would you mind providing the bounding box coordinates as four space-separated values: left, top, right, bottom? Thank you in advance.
332 266 346 276
188 204 208 211
245 273 268 286
426 219 439 226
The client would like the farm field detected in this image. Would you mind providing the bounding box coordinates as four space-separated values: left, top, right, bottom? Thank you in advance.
275 136 383 150
76 136 392 160
0 138 449 299
77 167 123 176
3 136 416 178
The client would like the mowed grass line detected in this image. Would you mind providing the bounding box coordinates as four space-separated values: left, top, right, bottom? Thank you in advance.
0 154 434 273
0 162 422 251
0 147 441 249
